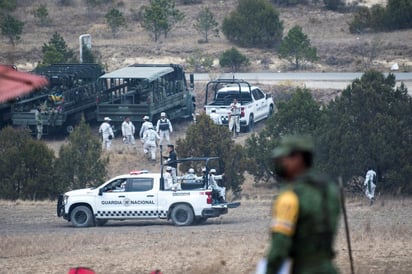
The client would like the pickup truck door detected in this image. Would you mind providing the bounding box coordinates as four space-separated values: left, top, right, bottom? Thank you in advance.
252 88 266 120
122 177 159 218
95 177 159 219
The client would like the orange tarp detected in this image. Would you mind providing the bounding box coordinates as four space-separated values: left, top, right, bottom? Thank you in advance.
0 65 48 103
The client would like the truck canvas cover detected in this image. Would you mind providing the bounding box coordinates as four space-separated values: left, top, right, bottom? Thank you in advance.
99 67 174 81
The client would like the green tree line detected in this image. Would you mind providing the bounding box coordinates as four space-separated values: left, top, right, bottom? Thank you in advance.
246 70 412 194
0 119 108 200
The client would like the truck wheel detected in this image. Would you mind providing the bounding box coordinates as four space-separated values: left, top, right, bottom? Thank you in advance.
268 105 274 117
66 125 74 134
194 217 208 225
70 206 94 227
170 204 194 226
95 219 108 226
246 115 254 132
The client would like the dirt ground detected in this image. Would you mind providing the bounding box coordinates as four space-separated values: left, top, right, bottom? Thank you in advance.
0 196 411 274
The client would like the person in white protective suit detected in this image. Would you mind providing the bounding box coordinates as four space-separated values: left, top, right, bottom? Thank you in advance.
121 116 136 145
99 117 114 151
210 108 222 125
156 112 173 146
164 166 181 191
364 168 377 205
142 124 160 161
209 168 226 203
180 168 197 184
228 98 241 136
139 115 152 139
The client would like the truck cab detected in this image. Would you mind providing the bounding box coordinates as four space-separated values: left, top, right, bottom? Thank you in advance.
204 79 274 132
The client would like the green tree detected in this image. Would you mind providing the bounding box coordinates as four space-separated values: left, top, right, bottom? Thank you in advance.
185 49 214 72
278 25 318 70
0 0 16 12
193 7 219 43
41 32 74 65
323 0 344 11
141 0 184 42
219 47 250 72
385 0 412 30
0 127 55 200
105 8 126 37
222 0 283 48
317 71 412 194
245 88 322 182
176 114 247 194
0 14 23 46
32 4 50 27
54 118 109 191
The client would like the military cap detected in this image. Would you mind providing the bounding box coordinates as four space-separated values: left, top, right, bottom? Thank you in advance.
271 135 314 159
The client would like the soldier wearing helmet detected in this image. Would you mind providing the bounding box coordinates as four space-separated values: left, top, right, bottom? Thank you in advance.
142 124 160 161
209 168 226 203
265 135 341 274
139 115 152 139
156 112 173 146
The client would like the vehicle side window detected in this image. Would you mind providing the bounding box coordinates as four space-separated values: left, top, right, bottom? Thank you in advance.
256 89 265 100
104 178 127 192
125 178 154 192
252 89 264 100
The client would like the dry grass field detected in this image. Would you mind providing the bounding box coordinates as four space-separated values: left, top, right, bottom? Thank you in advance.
0 196 411 274
1 0 411 72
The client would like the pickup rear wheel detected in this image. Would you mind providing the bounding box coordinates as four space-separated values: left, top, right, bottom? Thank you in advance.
70 206 94 227
194 217 208 225
170 204 194 226
246 115 254 132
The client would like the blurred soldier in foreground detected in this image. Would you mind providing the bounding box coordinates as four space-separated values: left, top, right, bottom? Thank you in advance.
266 135 341 274
99 117 114 151
364 168 377 205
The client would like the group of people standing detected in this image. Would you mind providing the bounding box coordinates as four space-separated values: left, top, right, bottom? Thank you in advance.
98 112 174 162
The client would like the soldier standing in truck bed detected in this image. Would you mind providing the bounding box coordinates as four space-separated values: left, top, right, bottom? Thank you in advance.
266 135 341 274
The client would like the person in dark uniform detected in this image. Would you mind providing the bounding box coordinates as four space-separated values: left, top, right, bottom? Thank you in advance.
163 144 177 177
266 135 341 274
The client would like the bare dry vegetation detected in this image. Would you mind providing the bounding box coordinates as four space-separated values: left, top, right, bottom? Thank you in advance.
1 0 411 72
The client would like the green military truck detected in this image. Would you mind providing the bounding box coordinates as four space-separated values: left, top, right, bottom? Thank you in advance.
96 64 195 128
11 64 104 134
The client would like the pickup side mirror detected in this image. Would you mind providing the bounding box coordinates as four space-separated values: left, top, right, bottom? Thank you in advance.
98 188 104 196
266 93 269 99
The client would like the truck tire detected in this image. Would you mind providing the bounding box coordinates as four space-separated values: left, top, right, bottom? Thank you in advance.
194 217 208 225
70 206 94 227
170 204 194 226
246 115 254 132
268 105 274 117
95 219 108 226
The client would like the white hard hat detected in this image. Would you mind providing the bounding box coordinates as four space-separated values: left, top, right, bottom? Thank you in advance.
188 168 195 174
202 167 206 172
161 112 166 117
104 117 111 121
166 166 172 172
143 115 149 120
210 168 216 174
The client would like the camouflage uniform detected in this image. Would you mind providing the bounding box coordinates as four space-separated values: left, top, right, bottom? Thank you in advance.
266 136 341 274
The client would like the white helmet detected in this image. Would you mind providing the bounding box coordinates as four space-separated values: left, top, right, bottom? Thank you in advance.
166 166 172 171
210 168 216 174
143 115 149 120
202 167 206 172
161 112 166 117
188 168 195 174
104 117 112 121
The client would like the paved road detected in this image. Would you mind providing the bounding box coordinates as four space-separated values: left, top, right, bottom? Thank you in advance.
194 72 412 91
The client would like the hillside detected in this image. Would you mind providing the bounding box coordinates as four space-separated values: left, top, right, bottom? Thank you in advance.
1 0 411 72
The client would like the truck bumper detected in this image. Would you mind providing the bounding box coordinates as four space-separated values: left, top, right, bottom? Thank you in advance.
201 206 228 218
56 194 69 220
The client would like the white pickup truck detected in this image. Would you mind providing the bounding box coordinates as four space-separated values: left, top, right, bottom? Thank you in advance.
204 79 274 131
57 164 239 227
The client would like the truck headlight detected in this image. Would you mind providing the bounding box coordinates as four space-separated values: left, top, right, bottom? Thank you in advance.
63 195 69 205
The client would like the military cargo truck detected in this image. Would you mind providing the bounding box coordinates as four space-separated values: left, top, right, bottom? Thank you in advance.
11 64 104 134
96 64 195 128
